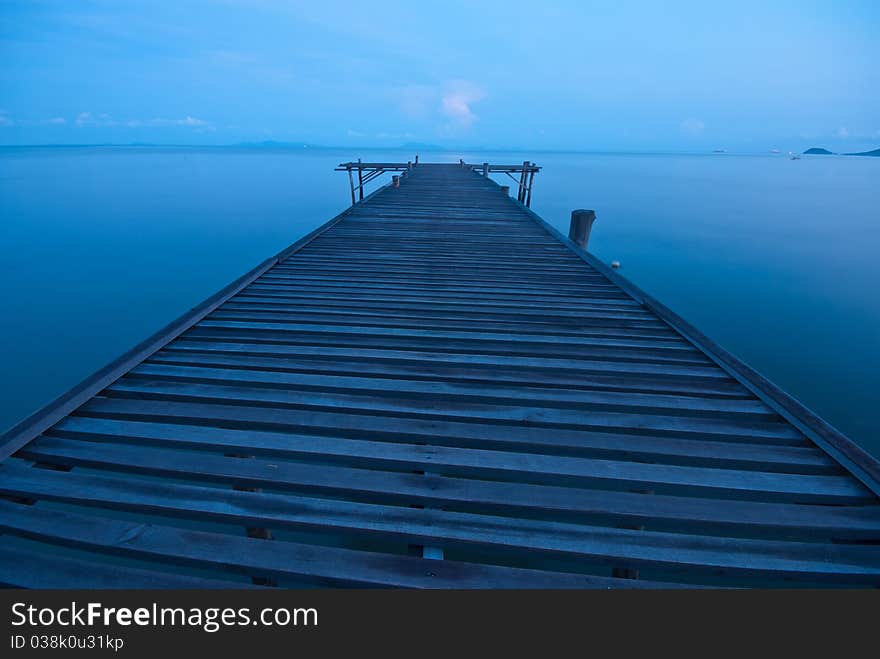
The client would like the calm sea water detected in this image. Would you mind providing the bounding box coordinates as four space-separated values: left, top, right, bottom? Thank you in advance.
1 146 878 457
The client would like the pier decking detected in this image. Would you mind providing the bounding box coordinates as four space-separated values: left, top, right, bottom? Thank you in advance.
1 163 878 588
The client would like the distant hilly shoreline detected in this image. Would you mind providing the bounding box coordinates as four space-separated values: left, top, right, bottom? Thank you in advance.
803 146 880 157
2 142 879 157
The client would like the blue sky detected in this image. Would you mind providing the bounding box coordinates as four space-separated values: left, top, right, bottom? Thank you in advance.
1 0 878 150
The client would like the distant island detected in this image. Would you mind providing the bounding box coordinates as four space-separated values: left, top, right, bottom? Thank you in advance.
846 147 880 157
802 146 880 157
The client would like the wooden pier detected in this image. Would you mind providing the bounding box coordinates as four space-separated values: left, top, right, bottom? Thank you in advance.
1 162 878 588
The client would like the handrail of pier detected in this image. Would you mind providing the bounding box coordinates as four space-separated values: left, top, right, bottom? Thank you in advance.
336 157 542 207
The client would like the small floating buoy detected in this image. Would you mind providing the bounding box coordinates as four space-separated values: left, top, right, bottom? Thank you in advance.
611 260 621 269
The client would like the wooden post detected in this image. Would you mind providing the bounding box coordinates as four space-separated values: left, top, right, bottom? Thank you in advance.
482 162 489 177
392 175 400 188
525 169 536 207
569 209 597 249
518 161 528 202
357 158 364 201
346 166 356 205
459 158 464 166
414 154 419 165
408 161 412 172
501 185 510 195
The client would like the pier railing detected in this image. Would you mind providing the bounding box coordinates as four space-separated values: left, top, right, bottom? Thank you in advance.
460 160 541 206
336 157 541 207
336 158 418 204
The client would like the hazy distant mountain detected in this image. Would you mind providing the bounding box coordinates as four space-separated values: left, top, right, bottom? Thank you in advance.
236 140 323 149
400 142 444 150
845 148 880 157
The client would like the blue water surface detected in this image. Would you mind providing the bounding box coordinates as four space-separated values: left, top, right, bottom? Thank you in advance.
1 147 877 456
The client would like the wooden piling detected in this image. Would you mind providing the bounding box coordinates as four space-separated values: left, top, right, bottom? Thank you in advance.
346 166 355 205
569 209 597 249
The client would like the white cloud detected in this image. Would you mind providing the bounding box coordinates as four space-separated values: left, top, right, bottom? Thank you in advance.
75 111 95 126
680 117 705 136
439 80 486 129
75 112 211 129
0 113 68 127
126 116 209 127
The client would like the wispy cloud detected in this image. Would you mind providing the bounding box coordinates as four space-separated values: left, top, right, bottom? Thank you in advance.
439 80 486 129
679 117 705 137
128 116 210 127
0 112 67 127
74 112 212 129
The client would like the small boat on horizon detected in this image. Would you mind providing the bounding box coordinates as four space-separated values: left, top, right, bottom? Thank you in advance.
788 151 801 160
771 148 781 153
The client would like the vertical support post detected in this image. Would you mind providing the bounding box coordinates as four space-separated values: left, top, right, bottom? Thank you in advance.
482 162 489 177
414 154 419 165
346 166 355 205
518 160 529 202
392 175 400 188
525 168 536 207
459 158 464 166
408 161 413 172
357 158 364 201
569 209 597 249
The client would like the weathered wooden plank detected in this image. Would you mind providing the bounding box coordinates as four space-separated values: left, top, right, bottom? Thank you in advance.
162 340 734 381
106 379 806 443
53 411 825 473
149 349 752 399
128 362 772 417
212 307 676 337
0 540 258 589
21 438 879 538
257 274 623 295
196 319 698 351
54 406 822 466
0 498 681 589
246 282 632 303
226 295 652 318
0 467 876 582
209 308 682 341
233 288 645 312
44 418 856 501
184 329 712 370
